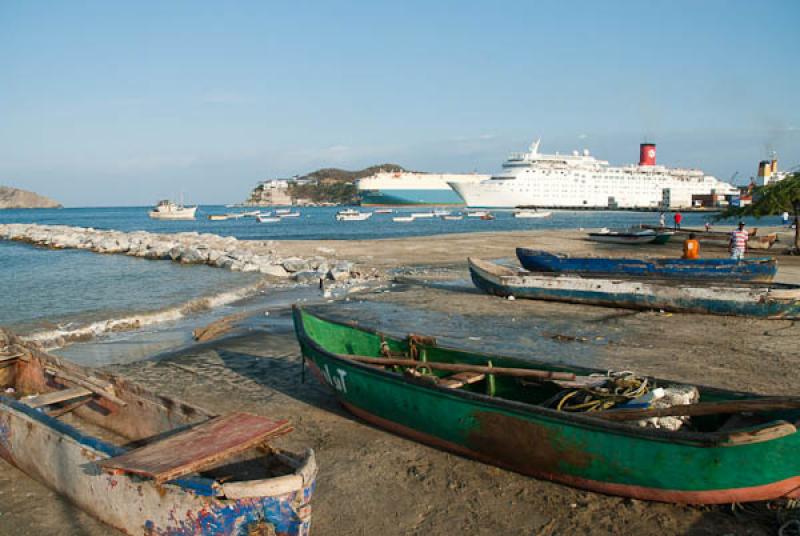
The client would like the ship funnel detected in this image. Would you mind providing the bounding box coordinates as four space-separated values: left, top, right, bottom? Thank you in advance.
639 143 656 166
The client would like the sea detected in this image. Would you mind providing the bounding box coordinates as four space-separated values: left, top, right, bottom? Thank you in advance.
0 205 779 365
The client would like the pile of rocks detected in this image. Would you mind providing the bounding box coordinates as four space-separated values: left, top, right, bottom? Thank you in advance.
0 224 365 282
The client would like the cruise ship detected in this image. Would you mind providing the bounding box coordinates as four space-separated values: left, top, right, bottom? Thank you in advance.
357 170 489 206
449 140 738 209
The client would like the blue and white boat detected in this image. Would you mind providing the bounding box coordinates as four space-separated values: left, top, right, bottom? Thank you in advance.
516 248 778 283
468 257 800 319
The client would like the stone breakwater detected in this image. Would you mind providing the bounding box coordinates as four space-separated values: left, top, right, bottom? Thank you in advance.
0 223 369 282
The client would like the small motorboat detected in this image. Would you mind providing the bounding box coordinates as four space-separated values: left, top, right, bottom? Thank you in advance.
148 199 197 220
278 211 301 218
433 209 451 217
514 210 552 219
441 215 463 221
257 215 281 223
374 208 394 214
411 212 435 218
466 210 490 218
336 209 372 221
392 216 416 223
480 213 495 221
208 214 229 221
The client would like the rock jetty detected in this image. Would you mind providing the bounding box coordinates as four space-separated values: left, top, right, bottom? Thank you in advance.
0 186 62 209
0 224 366 282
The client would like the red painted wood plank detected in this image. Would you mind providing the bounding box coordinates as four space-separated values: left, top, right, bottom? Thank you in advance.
96 413 292 483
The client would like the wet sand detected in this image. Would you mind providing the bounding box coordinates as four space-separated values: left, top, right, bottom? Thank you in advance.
2 227 799 535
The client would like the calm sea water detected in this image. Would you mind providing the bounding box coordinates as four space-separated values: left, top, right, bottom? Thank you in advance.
0 205 781 345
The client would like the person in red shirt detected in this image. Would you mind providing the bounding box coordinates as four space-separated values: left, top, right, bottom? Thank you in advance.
673 212 682 230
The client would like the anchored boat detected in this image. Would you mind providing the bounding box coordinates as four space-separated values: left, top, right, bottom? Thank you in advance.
148 199 197 220
516 248 778 283
293 306 800 504
0 331 316 535
468 257 800 319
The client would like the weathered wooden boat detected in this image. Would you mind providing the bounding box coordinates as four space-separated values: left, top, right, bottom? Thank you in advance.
468 257 800 319
293 306 800 504
0 330 316 535
515 248 778 283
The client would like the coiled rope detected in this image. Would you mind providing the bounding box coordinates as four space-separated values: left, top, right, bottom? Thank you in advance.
554 371 649 413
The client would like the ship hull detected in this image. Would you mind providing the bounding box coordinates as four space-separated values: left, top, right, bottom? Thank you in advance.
359 189 466 206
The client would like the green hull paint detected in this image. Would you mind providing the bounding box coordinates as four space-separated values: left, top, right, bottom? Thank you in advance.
293 307 800 503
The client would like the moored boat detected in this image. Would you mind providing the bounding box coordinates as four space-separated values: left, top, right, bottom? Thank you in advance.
513 210 552 219
441 215 463 221
468 257 800 319
392 215 416 223
148 199 197 220
336 209 372 221
208 214 229 221
257 214 282 223
293 306 800 504
0 330 316 535
515 248 778 282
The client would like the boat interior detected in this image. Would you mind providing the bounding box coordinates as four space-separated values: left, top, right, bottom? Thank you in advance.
296 308 800 443
0 336 307 494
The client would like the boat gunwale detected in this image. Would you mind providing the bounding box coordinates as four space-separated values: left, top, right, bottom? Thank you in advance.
517 248 777 267
292 306 795 448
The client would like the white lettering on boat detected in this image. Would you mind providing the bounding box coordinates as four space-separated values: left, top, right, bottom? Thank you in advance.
323 364 348 394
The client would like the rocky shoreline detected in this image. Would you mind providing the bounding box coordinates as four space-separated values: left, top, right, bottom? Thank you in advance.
0 223 370 283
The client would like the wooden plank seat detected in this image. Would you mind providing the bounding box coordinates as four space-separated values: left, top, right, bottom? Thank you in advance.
22 387 93 408
438 371 486 389
96 412 293 483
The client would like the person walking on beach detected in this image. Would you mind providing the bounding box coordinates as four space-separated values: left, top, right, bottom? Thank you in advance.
682 233 700 259
673 212 682 230
729 222 749 261
659 212 665 228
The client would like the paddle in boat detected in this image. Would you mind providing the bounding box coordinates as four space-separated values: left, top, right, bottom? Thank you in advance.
516 248 778 283
293 305 800 504
0 330 316 535
468 257 800 319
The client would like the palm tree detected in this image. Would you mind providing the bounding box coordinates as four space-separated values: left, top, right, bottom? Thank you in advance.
718 172 800 253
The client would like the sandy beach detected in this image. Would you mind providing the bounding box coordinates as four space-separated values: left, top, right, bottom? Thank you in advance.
2 227 800 535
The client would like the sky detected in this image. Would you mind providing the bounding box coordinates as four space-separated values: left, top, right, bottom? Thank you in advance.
0 0 798 207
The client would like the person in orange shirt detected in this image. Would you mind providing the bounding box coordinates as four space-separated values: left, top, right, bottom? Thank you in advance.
683 233 699 259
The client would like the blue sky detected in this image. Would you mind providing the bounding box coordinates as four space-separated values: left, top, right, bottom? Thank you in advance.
1 1 798 206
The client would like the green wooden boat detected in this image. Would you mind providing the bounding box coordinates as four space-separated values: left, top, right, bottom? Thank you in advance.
293 306 800 504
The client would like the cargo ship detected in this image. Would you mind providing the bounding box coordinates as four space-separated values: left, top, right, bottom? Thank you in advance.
449 140 739 209
357 170 489 206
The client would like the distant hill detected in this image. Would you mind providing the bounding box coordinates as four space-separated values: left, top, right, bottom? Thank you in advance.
288 164 408 204
0 186 61 209
299 163 407 183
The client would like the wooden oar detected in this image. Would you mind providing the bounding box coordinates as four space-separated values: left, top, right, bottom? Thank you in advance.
345 355 576 381
594 397 800 422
